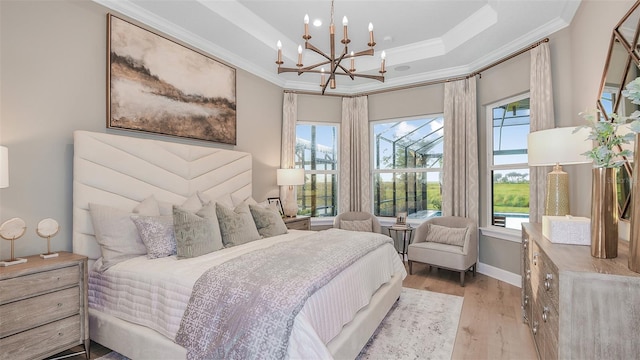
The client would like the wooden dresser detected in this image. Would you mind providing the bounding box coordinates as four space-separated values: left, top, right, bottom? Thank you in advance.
284 216 311 230
0 252 89 360
521 223 640 359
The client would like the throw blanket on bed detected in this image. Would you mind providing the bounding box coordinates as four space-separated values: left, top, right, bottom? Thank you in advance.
174 228 393 360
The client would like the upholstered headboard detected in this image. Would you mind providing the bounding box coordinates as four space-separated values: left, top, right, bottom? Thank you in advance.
72 130 252 264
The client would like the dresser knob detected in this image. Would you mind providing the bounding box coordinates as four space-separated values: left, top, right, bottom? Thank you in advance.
523 238 528 249
542 306 549 322
532 321 539 335
533 252 538 266
526 269 531 280
524 295 529 306
57 303 63 307
58 332 63 336
544 273 553 291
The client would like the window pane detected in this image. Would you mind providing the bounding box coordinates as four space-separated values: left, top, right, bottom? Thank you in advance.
296 124 338 217
492 100 530 166
296 124 337 171
492 169 530 230
373 171 441 219
297 173 337 217
373 117 443 170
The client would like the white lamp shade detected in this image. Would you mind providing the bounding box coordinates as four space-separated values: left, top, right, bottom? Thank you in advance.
0 146 8 188
277 168 305 186
528 127 592 166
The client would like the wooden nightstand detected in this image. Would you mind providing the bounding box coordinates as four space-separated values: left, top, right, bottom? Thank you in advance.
0 252 89 360
283 216 311 230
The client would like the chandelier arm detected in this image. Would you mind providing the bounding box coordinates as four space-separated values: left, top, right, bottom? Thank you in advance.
351 48 375 57
332 72 385 82
305 42 332 62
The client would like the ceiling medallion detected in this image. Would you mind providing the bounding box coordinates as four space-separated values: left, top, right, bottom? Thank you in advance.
276 0 385 94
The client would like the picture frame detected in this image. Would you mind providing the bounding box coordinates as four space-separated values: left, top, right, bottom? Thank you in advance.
107 14 237 144
395 212 407 226
267 197 285 216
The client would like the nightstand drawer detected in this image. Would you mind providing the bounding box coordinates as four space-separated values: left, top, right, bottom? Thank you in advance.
0 286 80 338
0 314 80 360
284 217 311 230
0 265 79 304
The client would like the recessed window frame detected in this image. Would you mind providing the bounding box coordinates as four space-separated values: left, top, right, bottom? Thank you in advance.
295 121 340 218
370 114 444 221
485 92 531 231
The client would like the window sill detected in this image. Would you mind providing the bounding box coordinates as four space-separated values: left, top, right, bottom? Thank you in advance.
310 216 426 228
479 226 522 243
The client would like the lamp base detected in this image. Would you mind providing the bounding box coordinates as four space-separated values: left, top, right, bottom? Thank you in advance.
0 258 27 267
544 164 570 216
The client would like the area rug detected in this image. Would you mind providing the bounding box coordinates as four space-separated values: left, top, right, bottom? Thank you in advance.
96 287 463 360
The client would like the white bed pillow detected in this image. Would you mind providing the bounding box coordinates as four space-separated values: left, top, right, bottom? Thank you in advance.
216 202 262 247
89 203 150 272
131 215 177 259
172 202 224 259
249 204 288 238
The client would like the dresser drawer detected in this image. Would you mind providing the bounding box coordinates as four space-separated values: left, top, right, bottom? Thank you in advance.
0 287 80 338
0 314 80 360
0 265 79 304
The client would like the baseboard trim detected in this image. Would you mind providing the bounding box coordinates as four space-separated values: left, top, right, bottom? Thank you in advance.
477 262 521 288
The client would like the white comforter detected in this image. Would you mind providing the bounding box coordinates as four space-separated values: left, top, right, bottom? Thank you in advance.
88 230 406 358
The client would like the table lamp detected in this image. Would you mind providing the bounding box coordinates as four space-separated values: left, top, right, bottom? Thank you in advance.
528 127 592 216
277 168 305 217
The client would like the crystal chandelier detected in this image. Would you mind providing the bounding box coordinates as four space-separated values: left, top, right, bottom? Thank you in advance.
276 0 386 94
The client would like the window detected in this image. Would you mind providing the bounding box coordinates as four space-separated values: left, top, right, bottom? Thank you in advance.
372 116 443 219
487 94 530 230
295 123 339 217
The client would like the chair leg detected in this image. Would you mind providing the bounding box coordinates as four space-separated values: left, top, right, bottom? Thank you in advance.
460 271 465 287
473 263 477 276
408 260 413 275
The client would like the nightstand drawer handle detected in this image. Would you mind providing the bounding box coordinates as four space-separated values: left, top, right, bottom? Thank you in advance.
533 252 538 266
532 321 538 335
524 295 529 306
57 303 63 307
542 306 549 322
58 332 63 336
526 269 531 280
544 273 553 291
523 238 528 249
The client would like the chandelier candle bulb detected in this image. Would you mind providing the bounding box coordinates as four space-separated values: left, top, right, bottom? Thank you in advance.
342 16 349 44
368 22 375 46
350 51 355 72
276 40 283 65
320 68 325 86
380 51 386 73
303 14 311 40
297 45 303 67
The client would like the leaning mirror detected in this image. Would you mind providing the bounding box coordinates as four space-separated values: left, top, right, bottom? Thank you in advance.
598 1 640 220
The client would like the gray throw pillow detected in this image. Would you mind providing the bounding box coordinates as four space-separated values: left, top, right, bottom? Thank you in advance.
173 202 224 259
131 215 177 259
340 219 373 232
89 203 149 272
249 204 288 238
425 224 468 247
216 203 262 247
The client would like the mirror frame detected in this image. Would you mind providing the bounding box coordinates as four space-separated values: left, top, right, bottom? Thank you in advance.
597 1 640 220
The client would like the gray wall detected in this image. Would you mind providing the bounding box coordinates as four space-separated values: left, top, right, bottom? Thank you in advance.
0 0 283 258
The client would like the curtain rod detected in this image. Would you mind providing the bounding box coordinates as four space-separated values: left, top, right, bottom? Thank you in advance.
283 37 549 98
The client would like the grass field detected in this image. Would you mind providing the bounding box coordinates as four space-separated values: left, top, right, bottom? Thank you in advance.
494 182 529 214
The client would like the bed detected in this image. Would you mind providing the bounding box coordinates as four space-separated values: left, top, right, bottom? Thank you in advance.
72 130 406 359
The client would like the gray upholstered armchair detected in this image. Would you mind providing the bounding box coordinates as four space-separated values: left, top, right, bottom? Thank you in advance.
407 216 477 286
333 211 382 233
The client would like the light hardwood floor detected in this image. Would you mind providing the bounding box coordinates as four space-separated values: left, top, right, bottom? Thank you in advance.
51 263 537 360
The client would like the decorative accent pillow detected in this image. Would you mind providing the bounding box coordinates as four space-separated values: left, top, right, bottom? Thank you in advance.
133 195 161 216
340 219 373 232
197 191 234 209
249 204 288 238
131 215 176 259
216 203 262 247
180 193 204 213
89 203 149 272
425 224 468 247
172 202 224 259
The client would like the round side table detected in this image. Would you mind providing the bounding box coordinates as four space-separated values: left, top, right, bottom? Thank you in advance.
388 226 414 259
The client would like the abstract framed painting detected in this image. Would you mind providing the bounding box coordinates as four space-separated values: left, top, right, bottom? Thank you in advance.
107 14 236 145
